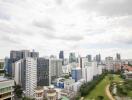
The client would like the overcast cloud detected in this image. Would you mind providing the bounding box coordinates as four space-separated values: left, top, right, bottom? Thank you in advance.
0 0 132 59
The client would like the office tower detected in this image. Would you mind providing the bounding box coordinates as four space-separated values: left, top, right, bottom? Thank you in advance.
86 55 92 62
59 51 64 59
95 54 101 63
0 59 5 76
77 57 82 68
21 50 30 58
4 57 11 75
37 58 50 86
14 58 37 98
71 68 82 82
116 53 121 60
30 50 39 58
69 52 76 63
59 51 64 65
37 57 63 86
50 59 63 82
10 50 39 62
10 50 39 76
10 50 23 62
0 78 14 100
79 57 89 68
105 56 114 71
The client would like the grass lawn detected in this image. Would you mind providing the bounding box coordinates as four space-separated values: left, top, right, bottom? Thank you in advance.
84 74 123 100
112 74 124 82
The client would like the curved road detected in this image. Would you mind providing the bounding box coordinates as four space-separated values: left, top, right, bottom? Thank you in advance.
106 84 115 100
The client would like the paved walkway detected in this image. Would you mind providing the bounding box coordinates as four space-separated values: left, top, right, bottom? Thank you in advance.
106 84 115 100
80 97 84 100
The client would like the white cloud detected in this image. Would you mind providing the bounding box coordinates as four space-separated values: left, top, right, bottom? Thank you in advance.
0 0 132 59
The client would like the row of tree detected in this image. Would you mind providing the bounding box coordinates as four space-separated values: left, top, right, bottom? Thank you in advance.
79 72 107 96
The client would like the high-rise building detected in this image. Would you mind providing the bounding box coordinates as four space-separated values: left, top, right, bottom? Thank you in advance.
37 57 63 86
25 58 37 97
105 56 114 71
4 57 12 75
116 53 121 60
30 51 39 58
10 50 39 76
10 50 39 62
14 58 37 98
71 68 82 82
59 51 64 59
59 51 64 65
69 52 76 63
95 54 101 63
82 62 98 82
10 50 23 62
37 58 50 86
86 55 92 62
50 59 63 82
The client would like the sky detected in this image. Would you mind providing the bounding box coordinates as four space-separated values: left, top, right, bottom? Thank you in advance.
0 0 132 59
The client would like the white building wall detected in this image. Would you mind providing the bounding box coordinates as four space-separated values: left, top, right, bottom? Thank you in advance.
25 58 37 98
14 60 22 85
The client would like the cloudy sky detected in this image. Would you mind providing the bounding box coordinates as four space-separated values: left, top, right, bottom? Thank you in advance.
0 0 132 59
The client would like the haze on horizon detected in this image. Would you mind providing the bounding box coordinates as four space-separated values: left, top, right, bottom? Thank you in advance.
0 0 132 59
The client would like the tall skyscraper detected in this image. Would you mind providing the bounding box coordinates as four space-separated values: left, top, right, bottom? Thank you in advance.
86 55 92 62
10 50 39 76
37 57 63 86
116 53 121 60
69 52 76 63
10 50 39 61
59 51 64 65
14 58 37 98
95 54 101 63
25 58 37 97
4 57 12 75
59 51 64 59
30 51 39 58
37 58 50 86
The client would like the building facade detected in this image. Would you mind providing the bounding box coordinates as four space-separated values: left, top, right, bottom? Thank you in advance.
71 68 82 82
14 58 37 98
69 53 76 63
86 55 92 62
37 58 50 86
59 51 64 65
0 78 14 100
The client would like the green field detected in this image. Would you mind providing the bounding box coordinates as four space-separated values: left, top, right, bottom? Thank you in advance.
84 74 123 100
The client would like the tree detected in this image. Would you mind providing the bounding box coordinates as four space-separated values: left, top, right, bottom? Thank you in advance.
97 96 104 100
117 85 127 100
14 85 23 98
22 97 35 100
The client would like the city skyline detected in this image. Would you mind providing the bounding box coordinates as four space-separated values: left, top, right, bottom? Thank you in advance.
0 0 132 59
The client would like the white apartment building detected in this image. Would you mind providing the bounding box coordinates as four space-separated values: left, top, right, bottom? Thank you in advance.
25 58 37 98
14 58 37 98
82 61 102 82
105 57 114 71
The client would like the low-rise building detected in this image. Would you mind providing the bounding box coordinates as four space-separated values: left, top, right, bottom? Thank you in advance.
34 87 44 100
0 77 14 100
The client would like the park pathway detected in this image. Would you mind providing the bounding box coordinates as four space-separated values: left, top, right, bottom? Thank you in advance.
106 84 115 100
